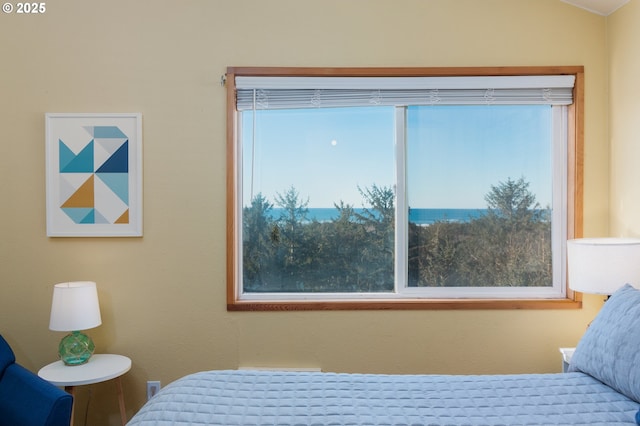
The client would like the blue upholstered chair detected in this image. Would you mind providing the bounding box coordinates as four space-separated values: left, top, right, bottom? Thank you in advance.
0 335 73 426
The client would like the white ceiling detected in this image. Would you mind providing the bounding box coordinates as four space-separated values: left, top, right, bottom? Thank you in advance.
561 0 630 15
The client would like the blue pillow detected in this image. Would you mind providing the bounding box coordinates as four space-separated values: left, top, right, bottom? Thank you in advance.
569 284 640 403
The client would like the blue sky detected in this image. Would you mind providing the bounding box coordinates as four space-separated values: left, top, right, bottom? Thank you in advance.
407 105 552 209
242 105 552 209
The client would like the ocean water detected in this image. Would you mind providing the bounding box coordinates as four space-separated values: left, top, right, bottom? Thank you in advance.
408 208 487 225
267 208 488 225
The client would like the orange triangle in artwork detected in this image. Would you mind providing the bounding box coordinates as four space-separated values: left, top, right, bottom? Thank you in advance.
62 175 94 208
115 209 129 224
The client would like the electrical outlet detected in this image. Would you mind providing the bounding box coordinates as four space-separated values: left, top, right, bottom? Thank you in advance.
147 381 161 400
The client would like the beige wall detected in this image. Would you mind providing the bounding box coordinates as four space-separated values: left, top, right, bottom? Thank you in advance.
608 0 640 236
0 1 614 424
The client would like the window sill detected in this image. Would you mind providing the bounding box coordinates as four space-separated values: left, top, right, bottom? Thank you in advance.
228 298 582 311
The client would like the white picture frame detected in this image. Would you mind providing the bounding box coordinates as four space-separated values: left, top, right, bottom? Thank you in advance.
45 113 142 237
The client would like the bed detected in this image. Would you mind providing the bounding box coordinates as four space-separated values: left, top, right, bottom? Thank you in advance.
128 285 640 425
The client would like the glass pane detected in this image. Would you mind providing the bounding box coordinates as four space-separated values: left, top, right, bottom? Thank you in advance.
242 107 395 293
406 105 553 288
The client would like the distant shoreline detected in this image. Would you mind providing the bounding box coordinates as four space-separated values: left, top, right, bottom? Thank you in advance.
265 208 489 226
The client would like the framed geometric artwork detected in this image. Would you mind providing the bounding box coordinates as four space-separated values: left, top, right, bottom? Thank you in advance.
45 113 142 237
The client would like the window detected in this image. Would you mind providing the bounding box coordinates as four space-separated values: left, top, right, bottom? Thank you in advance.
226 67 584 311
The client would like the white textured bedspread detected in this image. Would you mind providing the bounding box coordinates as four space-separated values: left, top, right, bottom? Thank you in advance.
127 369 640 425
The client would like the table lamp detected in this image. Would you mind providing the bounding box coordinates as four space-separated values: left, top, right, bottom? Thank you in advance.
567 238 640 297
49 281 102 366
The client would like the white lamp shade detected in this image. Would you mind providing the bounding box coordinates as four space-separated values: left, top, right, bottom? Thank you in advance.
49 281 102 331
567 238 640 294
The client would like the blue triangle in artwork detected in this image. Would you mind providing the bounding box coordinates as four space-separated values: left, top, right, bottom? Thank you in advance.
79 209 95 223
60 140 94 173
94 126 127 138
62 208 94 224
96 141 128 173
58 140 76 172
94 210 110 224
97 173 129 204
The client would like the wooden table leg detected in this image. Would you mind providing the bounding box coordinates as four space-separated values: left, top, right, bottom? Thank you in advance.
115 377 127 425
64 386 75 426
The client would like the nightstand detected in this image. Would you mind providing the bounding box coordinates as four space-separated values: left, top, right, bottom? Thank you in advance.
38 354 131 426
559 347 575 373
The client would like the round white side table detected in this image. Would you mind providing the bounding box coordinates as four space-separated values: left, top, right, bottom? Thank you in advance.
38 354 131 426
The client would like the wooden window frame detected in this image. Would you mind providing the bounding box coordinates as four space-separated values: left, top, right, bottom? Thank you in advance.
226 66 584 311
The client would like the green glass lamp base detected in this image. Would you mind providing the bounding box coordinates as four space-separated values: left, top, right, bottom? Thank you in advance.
58 331 95 366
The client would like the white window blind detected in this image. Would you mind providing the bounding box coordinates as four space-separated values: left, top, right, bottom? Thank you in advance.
235 75 575 110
